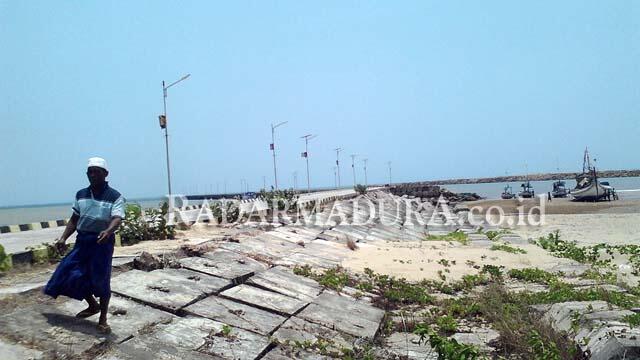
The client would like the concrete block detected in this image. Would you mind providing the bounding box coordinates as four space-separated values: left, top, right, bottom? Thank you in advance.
297 292 385 339
383 332 437 360
272 316 355 354
262 346 330 359
111 268 230 312
184 295 286 335
99 316 271 360
180 249 267 283
0 338 43 360
0 295 174 356
247 266 322 301
220 284 308 316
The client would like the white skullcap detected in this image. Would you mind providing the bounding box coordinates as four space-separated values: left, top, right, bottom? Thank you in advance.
87 157 108 172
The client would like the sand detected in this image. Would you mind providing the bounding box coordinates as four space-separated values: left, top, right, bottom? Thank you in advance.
342 199 640 281
342 241 577 282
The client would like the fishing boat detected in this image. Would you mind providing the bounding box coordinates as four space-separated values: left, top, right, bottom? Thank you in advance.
551 180 568 198
571 148 615 201
518 180 535 198
501 184 515 199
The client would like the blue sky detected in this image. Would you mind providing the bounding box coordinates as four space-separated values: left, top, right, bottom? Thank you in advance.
1 1 638 206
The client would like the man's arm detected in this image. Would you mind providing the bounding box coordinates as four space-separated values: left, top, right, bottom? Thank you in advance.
58 213 79 243
97 217 122 244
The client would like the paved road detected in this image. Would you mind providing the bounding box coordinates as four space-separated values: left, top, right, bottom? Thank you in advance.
0 188 369 255
0 227 65 254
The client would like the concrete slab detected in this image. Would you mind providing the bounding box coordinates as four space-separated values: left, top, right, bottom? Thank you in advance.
99 316 271 360
297 293 384 339
247 266 322 301
275 253 340 269
272 316 355 354
262 346 330 359
383 332 436 360
0 295 174 357
180 249 268 283
111 269 230 312
184 295 286 335
0 338 43 360
219 237 299 261
221 284 308 316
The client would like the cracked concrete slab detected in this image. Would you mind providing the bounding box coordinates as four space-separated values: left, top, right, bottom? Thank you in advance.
261 346 331 359
0 338 43 360
275 252 340 269
297 293 385 339
220 284 308 316
0 295 174 357
184 295 286 335
272 316 355 354
99 316 271 360
111 269 230 312
246 266 322 301
180 249 268 283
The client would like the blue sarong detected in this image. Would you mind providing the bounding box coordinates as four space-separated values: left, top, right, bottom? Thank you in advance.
44 231 114 300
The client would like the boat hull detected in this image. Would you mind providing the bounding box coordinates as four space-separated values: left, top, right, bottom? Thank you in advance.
571 182 609 201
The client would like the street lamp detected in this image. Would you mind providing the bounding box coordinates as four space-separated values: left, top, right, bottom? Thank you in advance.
301 134 318 193
387 161 392 185
159 73 190 198
334 147 342 188
362 158 368 188
270 121 288 190
350 154 358 187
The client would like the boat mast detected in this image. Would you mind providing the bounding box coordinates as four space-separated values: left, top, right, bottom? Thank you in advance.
582 147 592 173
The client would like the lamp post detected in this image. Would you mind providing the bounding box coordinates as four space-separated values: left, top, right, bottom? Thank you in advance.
350 154 358 187
387 161 392 185
159 73 190 199
333 166 338 189
334 147 342 188
270 121 288 190
362 158 368 188
293 171 298 192
301 134 317 193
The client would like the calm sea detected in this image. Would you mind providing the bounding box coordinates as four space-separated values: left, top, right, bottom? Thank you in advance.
0 198 166 226
442 176 640 201
2 177 639 226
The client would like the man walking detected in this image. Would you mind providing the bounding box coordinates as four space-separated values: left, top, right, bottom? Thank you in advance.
45 157 124 334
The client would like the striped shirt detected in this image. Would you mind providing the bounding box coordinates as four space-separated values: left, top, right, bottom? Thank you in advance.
71 183 125 233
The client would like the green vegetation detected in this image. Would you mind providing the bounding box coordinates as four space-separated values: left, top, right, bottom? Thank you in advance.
354 184 367 195
528 330 561 360
435 315 458 333
536 230 640 276
0 244 11 272
490 243 527 254
258 189 298 210
477 228 511 241
414 324 480 359
119 202 175 245
426 231 470 245
507 268 558 284
210 201 240 224
623 313 640 327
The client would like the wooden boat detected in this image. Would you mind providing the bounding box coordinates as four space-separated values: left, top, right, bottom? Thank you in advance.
501 184 515 199
518 180 535 198
571 148 615 201
551 180 568 198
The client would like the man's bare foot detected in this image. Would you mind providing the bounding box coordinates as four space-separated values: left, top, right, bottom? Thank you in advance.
75 306 100 318
97 323 111 334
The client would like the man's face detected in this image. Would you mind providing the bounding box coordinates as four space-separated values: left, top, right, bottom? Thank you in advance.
87 166 107 186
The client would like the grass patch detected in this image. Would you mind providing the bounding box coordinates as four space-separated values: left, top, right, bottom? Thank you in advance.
426 230 470 245
477 284 580 359
490 243 527 254
623 313 640 327
508 268 558 285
